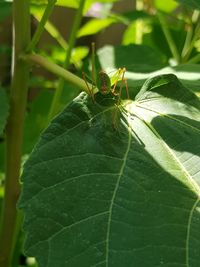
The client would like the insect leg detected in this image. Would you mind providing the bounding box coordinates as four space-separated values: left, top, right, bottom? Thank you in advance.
120 68 129 99
82 72 95 101
111 68 123 96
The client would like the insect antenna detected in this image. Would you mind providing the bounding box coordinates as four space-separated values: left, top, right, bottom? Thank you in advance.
91 42 97 86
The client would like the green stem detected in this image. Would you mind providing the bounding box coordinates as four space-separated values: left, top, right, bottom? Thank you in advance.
182 22 200 62
0 0 30 266
32 12 68 49
157 12 180 63
27 0 57 52
91 42 97 85
47 0 86 121
21 53 94 94
181 24 194 59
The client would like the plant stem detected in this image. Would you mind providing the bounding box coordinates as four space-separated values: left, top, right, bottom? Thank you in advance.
32 11 68 49
181 24 194 59
48 0 86 122
157 12 180 64
0 0 30 266
21 53 94 94
91 42 97 85
27 0 57 52
182 22 200 62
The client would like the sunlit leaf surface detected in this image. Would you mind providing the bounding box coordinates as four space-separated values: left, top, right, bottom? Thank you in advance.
19 74 200 267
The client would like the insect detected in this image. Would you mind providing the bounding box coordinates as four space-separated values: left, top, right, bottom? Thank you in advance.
82 43 129 103
82 43 129 128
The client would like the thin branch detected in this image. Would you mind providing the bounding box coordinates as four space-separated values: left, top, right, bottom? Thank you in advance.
27 0 57 52
21 53 95 94
157 12 180 64
47 0 86 122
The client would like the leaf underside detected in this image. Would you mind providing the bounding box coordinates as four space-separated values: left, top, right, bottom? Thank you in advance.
19 74 200 267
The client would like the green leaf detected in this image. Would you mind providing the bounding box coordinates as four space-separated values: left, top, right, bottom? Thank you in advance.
77 18 117 38
175 0 200 10
93 45 200 97
96 44 166 73
0 87 9 135
124 63 200 96
49 46 89 68
154 0 178 12
19 74 200 267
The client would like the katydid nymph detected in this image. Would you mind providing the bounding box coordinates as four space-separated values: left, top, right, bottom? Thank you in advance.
82 43 129 128
82 43 129 102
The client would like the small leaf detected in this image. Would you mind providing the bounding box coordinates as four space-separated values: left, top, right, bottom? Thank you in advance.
19 74 200 267
77 17 117 38
0 87 9 135
154 0 178 12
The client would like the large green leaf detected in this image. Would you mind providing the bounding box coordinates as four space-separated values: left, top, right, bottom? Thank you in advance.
96 45 166 73
0 87 9 135
19 74 200 267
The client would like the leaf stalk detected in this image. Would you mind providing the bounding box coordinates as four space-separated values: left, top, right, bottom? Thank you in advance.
157 12 180 64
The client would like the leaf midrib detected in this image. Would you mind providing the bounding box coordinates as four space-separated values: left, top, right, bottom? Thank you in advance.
105 125 132 267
